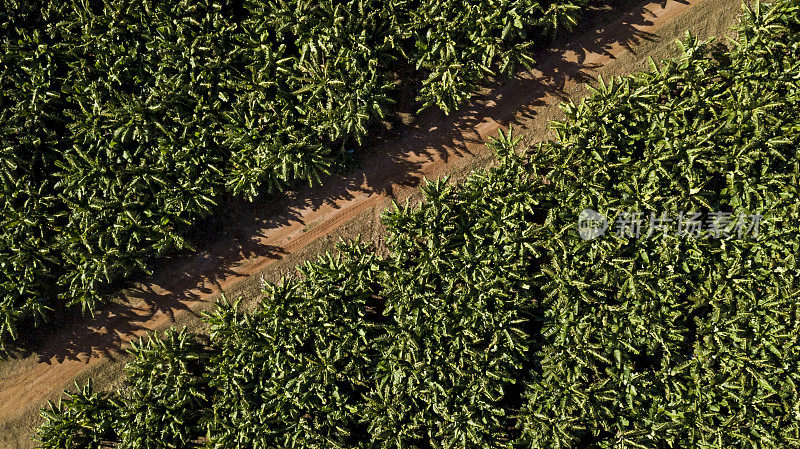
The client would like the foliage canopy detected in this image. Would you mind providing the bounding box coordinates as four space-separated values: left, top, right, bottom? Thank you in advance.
38 1 800 447
0 0 586 347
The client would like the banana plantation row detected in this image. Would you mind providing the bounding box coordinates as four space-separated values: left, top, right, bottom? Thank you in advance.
38 2 800 447
0 0 588 347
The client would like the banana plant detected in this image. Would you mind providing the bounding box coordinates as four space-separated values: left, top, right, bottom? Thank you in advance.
36 2 800 447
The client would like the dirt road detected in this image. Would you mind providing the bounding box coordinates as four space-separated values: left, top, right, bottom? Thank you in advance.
0 0 741 445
